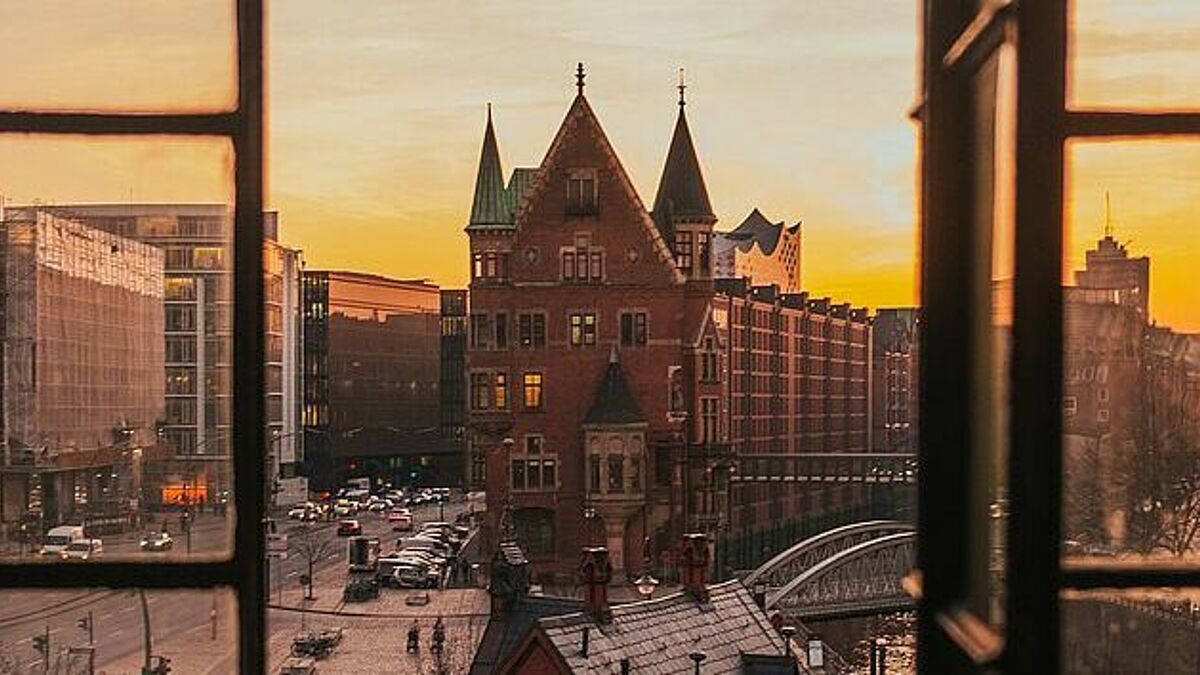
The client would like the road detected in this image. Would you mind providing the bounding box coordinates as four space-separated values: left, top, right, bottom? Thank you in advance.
0 497 477 673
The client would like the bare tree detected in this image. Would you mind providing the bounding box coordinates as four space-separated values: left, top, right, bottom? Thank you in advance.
295 524 338 601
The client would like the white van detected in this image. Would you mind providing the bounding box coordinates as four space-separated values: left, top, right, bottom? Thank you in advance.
40 525 87 556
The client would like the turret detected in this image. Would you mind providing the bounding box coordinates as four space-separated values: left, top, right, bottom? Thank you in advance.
651 70 717 280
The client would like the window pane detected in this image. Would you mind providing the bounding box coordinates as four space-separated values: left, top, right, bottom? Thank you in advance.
0 588 237 672
0 136 252 561
1070 1 1200 109
0 2 237 112
1063 140 1200 564
1062 588 1200 672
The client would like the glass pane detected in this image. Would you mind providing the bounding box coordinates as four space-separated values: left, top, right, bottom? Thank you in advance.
0 136 241 561
1062 588 1200 672
1063 140 1200 563
1070 1 1200 109
0 588 237 672
0 2 237 112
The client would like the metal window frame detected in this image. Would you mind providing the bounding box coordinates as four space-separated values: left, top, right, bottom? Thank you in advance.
0 2 266 673
920 0 1200 672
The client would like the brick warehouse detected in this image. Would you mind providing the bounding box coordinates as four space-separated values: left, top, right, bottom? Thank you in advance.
466 66 873 579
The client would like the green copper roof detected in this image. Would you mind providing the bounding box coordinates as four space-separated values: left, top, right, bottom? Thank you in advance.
505 167 538 217
468 106 512 229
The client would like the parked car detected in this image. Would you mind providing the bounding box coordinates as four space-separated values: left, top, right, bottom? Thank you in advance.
336 520 362 536
140 531 174 551
342 578 380 602
61 539 103 561
278 656 318 675
40 525 87 556
390 512 414 532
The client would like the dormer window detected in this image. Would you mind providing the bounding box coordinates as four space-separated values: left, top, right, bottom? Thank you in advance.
566 169 598 215
674 231 694 272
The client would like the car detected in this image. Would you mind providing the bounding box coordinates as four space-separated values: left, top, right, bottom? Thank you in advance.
387 508 411 520
336 520 362 536
390 514 414 532
61 539 103 561
366 501 388 513
287 507 310 520
140 531 174 551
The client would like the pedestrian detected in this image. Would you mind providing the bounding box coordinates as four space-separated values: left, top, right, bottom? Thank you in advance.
406 620 420 653
431 616 445 654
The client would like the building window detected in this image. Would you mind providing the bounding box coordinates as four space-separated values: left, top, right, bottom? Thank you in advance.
566 169 598 215
472 251 510 281
523 372 544 410
570 312 597 346
630 456 642 492
620 312 648 347
469 313 491 350
1063 396 1077 417
697 232 711 273
518 313 546 348
1096 387 1108 403
589 455 601 493
701 397 719 444
513 508 555 557
608 456 624 493
1097 408 1109 424
674 231 693 272
701 337 719 381
561 235 604 283
495 313 508 349
494 372 508 410
512 435 555 492
470 373 490 410
166 305 197 332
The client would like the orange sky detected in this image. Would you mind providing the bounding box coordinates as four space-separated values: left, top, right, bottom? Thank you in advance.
0 1 1196 330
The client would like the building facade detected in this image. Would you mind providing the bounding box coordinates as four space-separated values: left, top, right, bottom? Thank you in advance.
440 290 469 487
301 272 455 491
0 210 166 529
871 308 919 455
12 204 304 505
466 73 873 578
713 209 802 293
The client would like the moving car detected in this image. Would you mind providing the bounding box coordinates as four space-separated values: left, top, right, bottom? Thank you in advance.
389 511 414 532
336 520 362 536
40 525 87 556
140 531 174 551
61 539 103 561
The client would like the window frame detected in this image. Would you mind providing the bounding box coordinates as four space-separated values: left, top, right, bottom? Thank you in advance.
920 1 1200 672
0 3 268 672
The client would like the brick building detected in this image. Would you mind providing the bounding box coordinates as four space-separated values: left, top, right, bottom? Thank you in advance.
467 69 872 578
871 308 919 455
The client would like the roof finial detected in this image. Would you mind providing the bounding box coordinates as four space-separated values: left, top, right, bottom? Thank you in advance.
486 101 492 122
576 62 586 95
1103 189 1114 239
678 67 686 108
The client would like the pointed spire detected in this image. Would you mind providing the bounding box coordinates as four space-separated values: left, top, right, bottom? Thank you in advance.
576 62 586 96
584 357 645 426
468 103 511 228
651 72 715 239
1104 190 1114 239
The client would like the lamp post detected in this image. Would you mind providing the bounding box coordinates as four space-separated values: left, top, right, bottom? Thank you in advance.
688 650 707 675
633 536 659 600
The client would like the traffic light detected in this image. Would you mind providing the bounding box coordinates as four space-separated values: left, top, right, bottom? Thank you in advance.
32 634 47 656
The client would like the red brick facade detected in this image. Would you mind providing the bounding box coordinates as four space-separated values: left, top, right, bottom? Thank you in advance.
466 80 872 578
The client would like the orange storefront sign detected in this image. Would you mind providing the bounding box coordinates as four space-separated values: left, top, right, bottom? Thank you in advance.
161 484 209 505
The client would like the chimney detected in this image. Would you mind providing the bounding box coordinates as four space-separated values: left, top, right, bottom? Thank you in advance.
579 546 613 622
680 533 710 601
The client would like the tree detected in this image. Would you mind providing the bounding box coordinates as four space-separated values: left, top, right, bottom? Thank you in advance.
295 524 337 601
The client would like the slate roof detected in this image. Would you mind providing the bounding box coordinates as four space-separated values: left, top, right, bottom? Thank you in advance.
583 356 645 426
468 106 513 229
471 594 584 675
536 580 787 674
651 105 716 240
721 208 786 256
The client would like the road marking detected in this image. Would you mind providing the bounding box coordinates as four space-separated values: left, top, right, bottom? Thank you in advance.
99 612 114 619
120 606 135 614
287 571 298 577
112 629 124 636
15 636 31 645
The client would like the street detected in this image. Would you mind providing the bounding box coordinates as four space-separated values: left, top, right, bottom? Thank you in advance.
0 496 479 674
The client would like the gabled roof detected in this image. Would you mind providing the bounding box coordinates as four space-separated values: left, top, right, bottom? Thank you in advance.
535 580 786 674
583 352 645 426
651 103 716 240
472 594 583 675
468 106 512 230
512 92 684 284
721 208 786 255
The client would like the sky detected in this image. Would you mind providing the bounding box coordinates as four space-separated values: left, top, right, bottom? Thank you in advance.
0 1 1197 330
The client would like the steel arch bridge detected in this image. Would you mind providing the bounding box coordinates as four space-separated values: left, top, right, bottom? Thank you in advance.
742 520 914 589
764 532 916 621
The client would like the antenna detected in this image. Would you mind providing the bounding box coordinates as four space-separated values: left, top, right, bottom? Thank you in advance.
1103 190 1113 239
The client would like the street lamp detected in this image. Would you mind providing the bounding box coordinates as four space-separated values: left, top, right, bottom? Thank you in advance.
688 650 707 675
780 625 796 656
633 536 659 599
